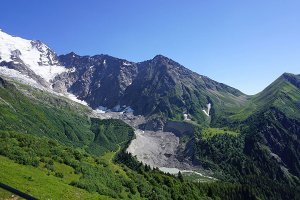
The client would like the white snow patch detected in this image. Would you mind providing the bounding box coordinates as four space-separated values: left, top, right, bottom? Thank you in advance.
65 93 88 106
202 103 211 116
123 61 131 66
202 110 209 116
103 60 106 65
94 105 134 114
94 109 106 114
183 113 191 121
68 67 76 73
95 106 109 113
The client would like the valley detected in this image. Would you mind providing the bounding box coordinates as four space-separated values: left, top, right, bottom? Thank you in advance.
94 109 206 178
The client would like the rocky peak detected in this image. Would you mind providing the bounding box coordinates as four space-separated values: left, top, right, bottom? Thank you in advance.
152 54 170 61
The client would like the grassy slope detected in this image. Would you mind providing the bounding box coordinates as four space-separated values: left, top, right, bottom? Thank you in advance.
0 156 107 200
228 73 300 121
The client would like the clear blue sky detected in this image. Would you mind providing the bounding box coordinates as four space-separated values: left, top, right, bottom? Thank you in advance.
1 0 300 94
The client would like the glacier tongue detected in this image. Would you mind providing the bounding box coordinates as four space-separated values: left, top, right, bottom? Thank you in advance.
0 30 67 82
0 67 88 106
0 67 40 88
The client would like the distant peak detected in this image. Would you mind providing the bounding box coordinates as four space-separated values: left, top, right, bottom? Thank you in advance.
70 51 77 55
66 52 79 57
282 72 296 77
281 72 297 80
281 72 300 88
282 72 291 75
153 54 169 60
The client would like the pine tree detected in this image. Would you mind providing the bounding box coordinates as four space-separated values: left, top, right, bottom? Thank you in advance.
178 171 184 182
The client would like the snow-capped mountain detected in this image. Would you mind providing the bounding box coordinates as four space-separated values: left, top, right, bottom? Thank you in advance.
0 29 247 121
0 29 67 87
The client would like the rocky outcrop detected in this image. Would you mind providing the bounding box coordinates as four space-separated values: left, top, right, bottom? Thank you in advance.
0 76 6 88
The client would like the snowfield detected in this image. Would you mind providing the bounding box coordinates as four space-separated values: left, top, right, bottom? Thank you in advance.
0 30 67 82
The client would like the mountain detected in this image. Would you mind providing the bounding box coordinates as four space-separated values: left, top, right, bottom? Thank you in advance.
0 29 299 199
0 29 249 123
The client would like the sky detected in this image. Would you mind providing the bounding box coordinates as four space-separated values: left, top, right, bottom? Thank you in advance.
1 0 300 95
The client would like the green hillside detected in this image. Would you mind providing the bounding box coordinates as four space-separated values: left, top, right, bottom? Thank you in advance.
191 73 300 199
0 77 134 156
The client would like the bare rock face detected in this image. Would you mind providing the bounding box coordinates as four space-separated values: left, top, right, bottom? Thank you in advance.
56 53 138 108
